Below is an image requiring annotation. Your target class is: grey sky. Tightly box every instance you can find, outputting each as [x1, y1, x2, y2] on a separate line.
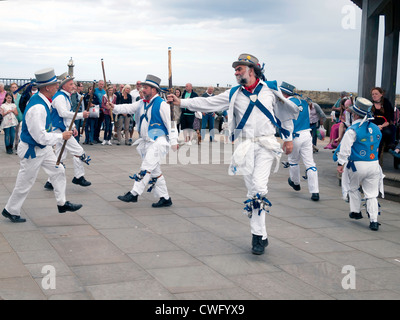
[0, 0, 397, 93]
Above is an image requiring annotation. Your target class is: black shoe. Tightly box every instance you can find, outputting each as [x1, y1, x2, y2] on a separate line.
[72, 176, 92, 187]
[369, 221, 381, 231]
[349, 212, 363, 220]
[152, 197, 172, 208]
[44, 181, 54, 190]
[251, 234, 268, 255]
[288, 177, 301, 191]
[2, 208, 26, 223]
[118, 192, 138, 203]
[57, 201, 82, 213]
[311, 193, 319, 201]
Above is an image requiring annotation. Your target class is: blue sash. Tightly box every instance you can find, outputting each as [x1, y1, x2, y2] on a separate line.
[20, 93, 52, 159]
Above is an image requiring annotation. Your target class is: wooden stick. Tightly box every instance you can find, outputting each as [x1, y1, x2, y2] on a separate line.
[56, 96, 84, 166]
[101, 58, 114, 123]
[168, 47, 175, 121]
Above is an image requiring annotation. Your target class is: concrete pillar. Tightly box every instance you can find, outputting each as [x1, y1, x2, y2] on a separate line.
[381, 1, 399, 108]
[381, 28, 399, 107]
[357, 0, 380, 98]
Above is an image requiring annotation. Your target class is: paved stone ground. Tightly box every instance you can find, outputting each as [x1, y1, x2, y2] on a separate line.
[0, 131, 399, 300]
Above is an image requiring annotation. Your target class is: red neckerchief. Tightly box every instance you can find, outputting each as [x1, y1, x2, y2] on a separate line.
[243, 78, 260, 93]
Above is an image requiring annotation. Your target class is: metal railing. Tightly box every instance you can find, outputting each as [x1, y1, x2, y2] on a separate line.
[0, 78, 32, 87]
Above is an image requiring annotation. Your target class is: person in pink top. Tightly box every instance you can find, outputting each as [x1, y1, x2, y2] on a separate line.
[101, 85, 117, 145]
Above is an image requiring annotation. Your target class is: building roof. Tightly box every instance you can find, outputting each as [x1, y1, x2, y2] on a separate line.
[351, 0, 362, 9]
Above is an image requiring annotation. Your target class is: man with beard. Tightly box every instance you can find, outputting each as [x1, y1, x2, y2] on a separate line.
[108, 75, 178, 207]
[168, 53, 299, 255]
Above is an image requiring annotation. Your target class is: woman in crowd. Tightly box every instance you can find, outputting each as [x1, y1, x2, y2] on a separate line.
[308, 98, 327, 152]
[83, 86, 100, 145]
[0, 93, 19, 154]
[335, 97, 353, 145]
[116, 84, 132, 145]
[370, 87, 396, 160]
[10, 83, 22, 152]
[174, 88, 182, 134]
[101, 85, 117, 145]
[325, 97, 348, 150]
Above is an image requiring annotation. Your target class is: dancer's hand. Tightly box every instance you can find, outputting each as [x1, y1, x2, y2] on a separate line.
[282, 141, 293, 155]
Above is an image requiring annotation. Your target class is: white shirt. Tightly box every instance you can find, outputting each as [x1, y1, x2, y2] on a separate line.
[52, 89, 84, 130]
[130, 89, 140, 102]
[23, 92, 63, 149]
[180, 83, 296, 141]
[337, 119, 360, 166]
[113, 94, 173, 142]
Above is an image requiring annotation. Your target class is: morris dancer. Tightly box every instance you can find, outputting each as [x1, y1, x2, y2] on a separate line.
[335, 97, 384, 231]
[109, 75, 178, 207]
[168, 54, 299, 255]
[2, 68, 82, 223]
[280, 82, 320, 201]
[44, 73, 91, 190]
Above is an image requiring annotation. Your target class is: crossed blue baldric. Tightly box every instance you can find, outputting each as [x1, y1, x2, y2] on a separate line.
[228, 81, 290, 141]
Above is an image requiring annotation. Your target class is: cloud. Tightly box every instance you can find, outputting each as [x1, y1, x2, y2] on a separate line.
[1, 0, 396, 93]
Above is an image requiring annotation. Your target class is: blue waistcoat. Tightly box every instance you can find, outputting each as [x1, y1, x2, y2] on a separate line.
[20, 93, 52, 159]
[289, 96, 310, 136]
[140, 96, 169, 140]
[349, 121, 381, 162]
[51, 90, 71, 131]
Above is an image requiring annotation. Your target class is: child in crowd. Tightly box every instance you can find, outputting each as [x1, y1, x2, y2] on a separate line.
[0, 93, 19, 154]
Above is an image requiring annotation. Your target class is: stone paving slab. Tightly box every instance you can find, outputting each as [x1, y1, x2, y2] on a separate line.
[0, 133, 399, 300]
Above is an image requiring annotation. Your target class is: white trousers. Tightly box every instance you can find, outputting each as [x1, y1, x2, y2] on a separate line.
[347, 161, 381, 222]
[131, 138, 170, 199]
[52, 129, 85, 179]
[6, 144, 67, 216]
[288, 131, 319, 193]
[243, 143, 275, 240]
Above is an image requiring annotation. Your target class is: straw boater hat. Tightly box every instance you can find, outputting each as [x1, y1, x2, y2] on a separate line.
[142, 74, 162, 92]
[34, 68, 60, 88]
[279, 81, 296, 96]
[349, 97, 373, 117]
[232, 53, 262, 72]
[58, 72, 75, 88]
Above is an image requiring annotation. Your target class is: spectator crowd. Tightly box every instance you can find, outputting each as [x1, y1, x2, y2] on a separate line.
[1, 80, 399, 168]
